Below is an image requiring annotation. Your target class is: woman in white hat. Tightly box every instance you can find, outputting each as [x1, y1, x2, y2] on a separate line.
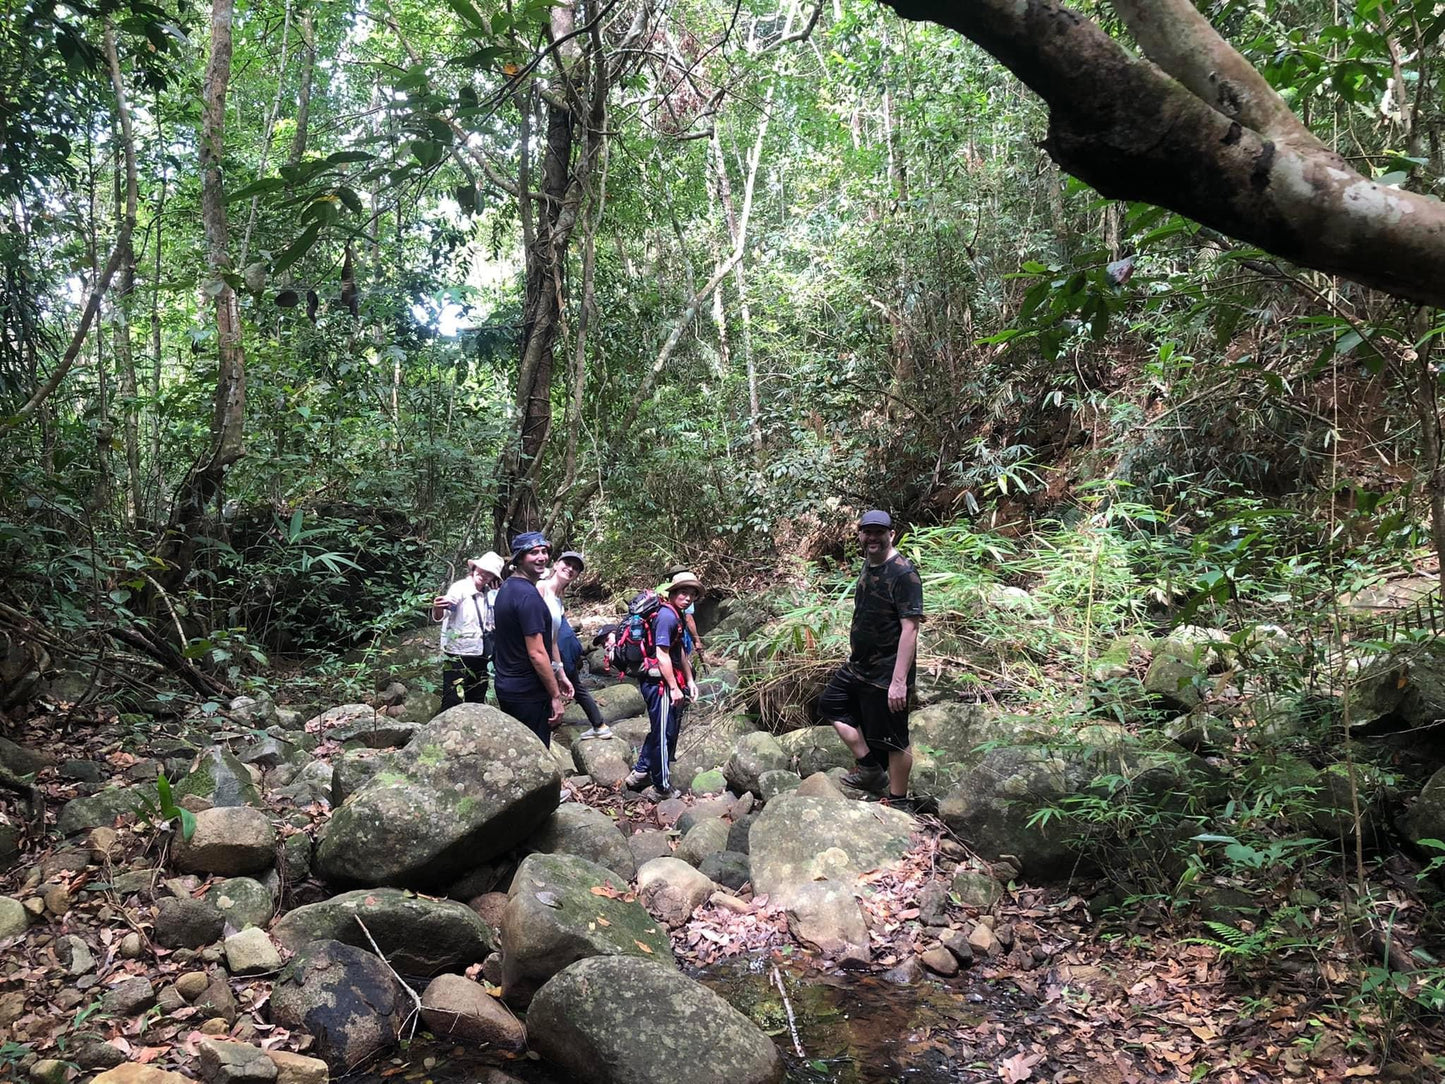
[432, 552, 504, 709]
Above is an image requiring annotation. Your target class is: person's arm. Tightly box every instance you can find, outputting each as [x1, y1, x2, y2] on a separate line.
[525, 632, 567, 724]
[888, 617, 920, 713]
[656, 652, 685, 705]
[684, 611, 704, 662]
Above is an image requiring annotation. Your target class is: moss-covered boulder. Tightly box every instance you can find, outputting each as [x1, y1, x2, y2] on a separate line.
[775, 726, 852, 778]
[175, 747, 262, 808]
[314, 704, 560, 889]
[748, 796, 915, 908]
[526, 803, 636, 879]
[723, 732, 788, 795]
[272, 888, 493, 975]
[499, 852, 672, 1007]
[527, 956, 783, 1084]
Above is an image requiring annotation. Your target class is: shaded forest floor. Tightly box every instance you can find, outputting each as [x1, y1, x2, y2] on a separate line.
[2, 699, 1444, 1084]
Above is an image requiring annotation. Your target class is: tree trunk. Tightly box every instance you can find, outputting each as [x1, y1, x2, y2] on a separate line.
[163, 0, 246, 581]
[494, 0, 606, 544]
[105, 22, 142, 527]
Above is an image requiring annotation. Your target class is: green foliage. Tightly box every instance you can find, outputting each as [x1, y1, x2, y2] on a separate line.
[135, 770, 196, 840]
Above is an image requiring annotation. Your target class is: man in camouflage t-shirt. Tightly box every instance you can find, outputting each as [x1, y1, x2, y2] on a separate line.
[819, 509, 924, 810]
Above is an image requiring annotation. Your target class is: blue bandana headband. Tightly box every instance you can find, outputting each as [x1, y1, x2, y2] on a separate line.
[510, 531, 549, 558]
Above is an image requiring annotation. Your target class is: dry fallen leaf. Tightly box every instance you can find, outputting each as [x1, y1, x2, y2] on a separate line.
[634, 941, 654, 954]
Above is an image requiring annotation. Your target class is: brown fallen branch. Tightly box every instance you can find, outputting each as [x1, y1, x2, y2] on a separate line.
[104, 625, 233, 699]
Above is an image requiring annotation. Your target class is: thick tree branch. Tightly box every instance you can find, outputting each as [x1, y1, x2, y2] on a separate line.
[881, 0, 1445, 306]
[1110, 0, 1321, 149]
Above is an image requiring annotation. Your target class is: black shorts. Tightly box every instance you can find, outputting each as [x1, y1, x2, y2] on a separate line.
[817, 666, 910, 753]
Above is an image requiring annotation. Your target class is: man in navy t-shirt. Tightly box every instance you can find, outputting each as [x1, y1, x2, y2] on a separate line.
[492, 531, 572, 745]
[625, 571, 702, 796]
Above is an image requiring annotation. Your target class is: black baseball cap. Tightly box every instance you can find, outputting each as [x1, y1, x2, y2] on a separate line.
[558, 550, 586, 571]
[859, 509, 892, 529]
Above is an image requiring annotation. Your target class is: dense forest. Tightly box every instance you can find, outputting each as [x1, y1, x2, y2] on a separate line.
[5, 0, 1445, 1080]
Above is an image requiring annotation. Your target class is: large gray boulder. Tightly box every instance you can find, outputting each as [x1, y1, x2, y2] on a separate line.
[748, 796, 915, 908]
[570, 736, 631, 789]
[499, 852, 672, 1007]
[1143, 653, 1204, 711]
[176, 747, 262, 807]
[785, 882, 869, 965]
[527, 957, 783, 1084]
[937, 746, 1079, 879]
[563, 683, 645, 725]
[723, 732, 788, 795]
[172, 806, 277, 876]
[1402, 766, 1445, 849]
[272, 888, 492, 975]
[56, 787, 145, 837]
[1348, 642, 1445, 729]
[775, 726, 852, 778]
[673, 712, 758, 788]
[527, 803, 637, 879]
[331, 749, 396, 808]
[269, 940, 402, 1071]
[314, 704, 560, 889]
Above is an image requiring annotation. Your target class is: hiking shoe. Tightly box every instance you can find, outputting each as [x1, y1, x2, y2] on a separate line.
[841, 764, 888, 792]
[579, 725, 614, 740]
[624, 769, 649, 790]
[645, 784, 682, 801]
[881, 793, 932, 816]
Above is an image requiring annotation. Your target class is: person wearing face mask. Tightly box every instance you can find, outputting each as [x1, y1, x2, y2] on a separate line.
[538, 550, 612, 741]
[431, 552, 504, 710]
[492, 532, 572, 745]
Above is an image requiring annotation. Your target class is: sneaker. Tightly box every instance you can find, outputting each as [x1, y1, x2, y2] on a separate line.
[841, 764, 888, 792]
[579, 725, 614, 741]
[624, 769, 649, 790]
[645, 784, 682, 801]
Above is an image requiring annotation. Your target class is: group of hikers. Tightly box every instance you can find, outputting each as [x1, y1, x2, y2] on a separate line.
[431, 509, 925, 809]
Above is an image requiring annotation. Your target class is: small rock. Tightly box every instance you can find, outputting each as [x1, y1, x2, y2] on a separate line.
[920, 946, 959, 976]
[194, 975, 239, 1024]
[263, 1050, 329, 1084]
[481, 952, 503, 986]
[119, 931, 144, 958]
[43, 884, 72, 916]
[198, 1038, 278, 1084]
[59, 758, 106, 783]
[225, 928, 283, 975]
[917, 881, 950, 927]
[23, 897, 46, 918]
[69, 1032, 128, 1070]
[102, 977, 156, 1016]
[0, 989, 27, 1027]
[154, 896, 225, 949]
[882, 957, 925, 984]
[87, 827, 121, 863]
[28, 1059, 69, 1084]
[419, 974, 525, 1050]
[951, 869, 1003, 910]
[967, 923, 998, 956]
[176, 971, 212, 1001]
[156, 985, 187, 1014]
[57, 934, 95, 975]
[940, 929, 974, 967]
[0, 895, 29, 937]
[91, 1069, 192, 1084]
[199, 1018, 232, 1035]
[994, 922, 1015, 948]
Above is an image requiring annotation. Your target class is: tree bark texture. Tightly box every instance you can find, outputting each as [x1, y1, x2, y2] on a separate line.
[199, 0, 246, 482]
[881, 0, 1445, 306]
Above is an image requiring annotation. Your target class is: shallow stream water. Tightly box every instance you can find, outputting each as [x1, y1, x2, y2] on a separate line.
[352, 957, 1014, 1084]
